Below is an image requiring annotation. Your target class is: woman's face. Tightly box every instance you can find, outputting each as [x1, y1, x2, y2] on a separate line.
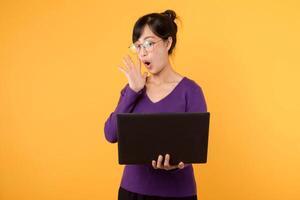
[134, 25, 172, 75]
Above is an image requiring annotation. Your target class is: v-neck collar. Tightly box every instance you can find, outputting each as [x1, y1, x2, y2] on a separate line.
[145, 76, 186, 104]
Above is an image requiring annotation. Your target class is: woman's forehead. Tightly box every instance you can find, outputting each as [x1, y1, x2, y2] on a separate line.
[137, 25, 159, 42]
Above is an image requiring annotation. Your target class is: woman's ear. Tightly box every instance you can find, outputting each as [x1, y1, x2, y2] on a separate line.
[166, 36, 173, 51]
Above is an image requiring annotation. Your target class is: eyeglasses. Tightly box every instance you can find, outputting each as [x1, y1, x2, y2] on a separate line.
[128, 39, 163, 54]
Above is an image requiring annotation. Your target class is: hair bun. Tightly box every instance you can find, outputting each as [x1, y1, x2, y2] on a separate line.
[161, 9, 176, 21]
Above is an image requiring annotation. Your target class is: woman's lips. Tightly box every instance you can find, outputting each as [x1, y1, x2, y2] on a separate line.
[144, 62, 152, 69]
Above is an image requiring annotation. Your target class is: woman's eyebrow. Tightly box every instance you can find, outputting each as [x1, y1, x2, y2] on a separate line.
[136, 36, 155, 43]
[144, 36, 155, 40]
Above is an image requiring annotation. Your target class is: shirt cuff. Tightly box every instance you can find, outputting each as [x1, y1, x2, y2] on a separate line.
[126, 85, 145, 97]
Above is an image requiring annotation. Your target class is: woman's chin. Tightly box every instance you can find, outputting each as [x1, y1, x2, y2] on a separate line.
[145, 64, 152, 70]
[146, 67, 154, 72]
[145, 65, 160, 74]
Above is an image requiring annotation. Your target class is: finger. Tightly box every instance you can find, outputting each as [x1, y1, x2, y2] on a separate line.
[126, 54, 135, 66]
[118, 66, 128, 75]
[118, 66, 129, 78]
[178, 162, 185, 169]
[125, 55, 135, 69]
[152, 160, 157, 169]
[168, 165, 178, 170]
[122, 56, 131, 70]
[157, 155, 163, 169]
[137, 56, 141, 69]
[164, 154, 170, 169]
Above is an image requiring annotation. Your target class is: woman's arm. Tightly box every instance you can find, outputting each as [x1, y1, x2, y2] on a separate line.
[104, 84, 144, 143]
[105, 54, 147, 143]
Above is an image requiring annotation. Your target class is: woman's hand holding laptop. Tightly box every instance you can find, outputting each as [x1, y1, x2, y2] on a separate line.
[152, 154, 185, 170]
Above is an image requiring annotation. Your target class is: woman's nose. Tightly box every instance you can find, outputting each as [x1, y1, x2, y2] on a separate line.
[139, 47, 148, 56]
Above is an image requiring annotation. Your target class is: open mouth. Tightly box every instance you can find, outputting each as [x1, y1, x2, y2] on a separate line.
[144, 61, 151, 66]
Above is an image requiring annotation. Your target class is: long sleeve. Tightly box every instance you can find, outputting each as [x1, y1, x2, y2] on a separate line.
[171, 82, 207, 171]
[104, 84, 144, 143]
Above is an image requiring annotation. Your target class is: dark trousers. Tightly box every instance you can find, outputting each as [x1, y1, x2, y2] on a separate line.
[118, 187, 198, 200]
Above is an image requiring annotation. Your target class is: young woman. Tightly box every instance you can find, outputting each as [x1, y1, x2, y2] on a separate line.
[104, 9, 207, 200]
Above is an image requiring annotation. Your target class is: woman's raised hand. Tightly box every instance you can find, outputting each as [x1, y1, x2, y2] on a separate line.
[118, 55, 148, 93]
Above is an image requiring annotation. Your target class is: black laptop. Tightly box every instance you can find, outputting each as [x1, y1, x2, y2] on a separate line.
[116, 112, 210, 165]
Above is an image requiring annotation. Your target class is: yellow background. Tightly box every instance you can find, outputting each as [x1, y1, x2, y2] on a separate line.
[1, 1, 299, 200]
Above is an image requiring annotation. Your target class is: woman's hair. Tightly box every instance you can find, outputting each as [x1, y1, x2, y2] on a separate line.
[132, 9, 178, 55]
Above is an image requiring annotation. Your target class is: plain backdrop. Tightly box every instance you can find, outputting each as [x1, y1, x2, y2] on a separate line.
[1, 1, 299, 200]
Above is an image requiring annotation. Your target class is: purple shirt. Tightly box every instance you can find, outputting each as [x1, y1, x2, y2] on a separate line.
[104, 76, 208, 197]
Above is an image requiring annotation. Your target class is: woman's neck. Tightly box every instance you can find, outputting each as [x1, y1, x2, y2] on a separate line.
[148, 61, 182, 85]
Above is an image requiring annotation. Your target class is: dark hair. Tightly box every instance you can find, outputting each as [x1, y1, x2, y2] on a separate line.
[132, 9, 178, 55]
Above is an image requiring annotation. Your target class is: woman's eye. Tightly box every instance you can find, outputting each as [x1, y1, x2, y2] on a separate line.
[135, 44, 141, 50]
[145, 41, 153, 47]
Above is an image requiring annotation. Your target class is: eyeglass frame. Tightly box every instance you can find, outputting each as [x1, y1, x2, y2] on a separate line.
[128, 39, 164, 54]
